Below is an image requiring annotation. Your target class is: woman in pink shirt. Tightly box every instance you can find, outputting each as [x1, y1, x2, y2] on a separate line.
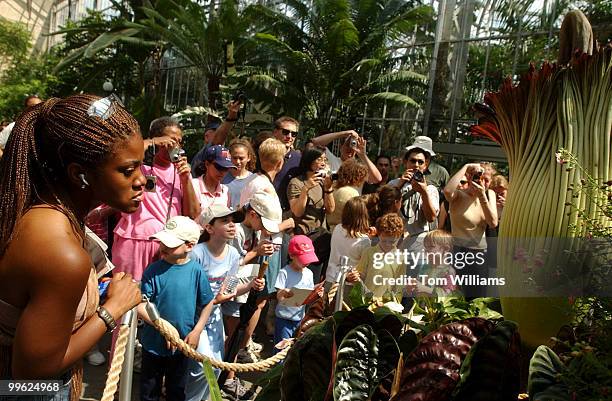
[112, 117, 201, 281]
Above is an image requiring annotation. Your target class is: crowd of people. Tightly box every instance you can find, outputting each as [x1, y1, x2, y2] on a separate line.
[0, 94, 509, 401]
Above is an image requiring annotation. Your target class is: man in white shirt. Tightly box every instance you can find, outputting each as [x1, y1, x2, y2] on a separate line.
[388, 136, 439, 240]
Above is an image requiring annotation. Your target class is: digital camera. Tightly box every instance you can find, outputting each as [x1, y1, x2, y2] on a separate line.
[168, 147, 185, 163]
[472, 171, 483, 181]
[144, 175, 157, 192]
[412, 170, 424, 182]
[316, 169, 327, 178]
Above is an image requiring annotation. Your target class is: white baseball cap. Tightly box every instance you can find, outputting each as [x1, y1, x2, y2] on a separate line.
[247, 191, 282, 233]
[197, 204, 245, 227]
[405, 136, 436, 157]
[150, 216, 201, 247]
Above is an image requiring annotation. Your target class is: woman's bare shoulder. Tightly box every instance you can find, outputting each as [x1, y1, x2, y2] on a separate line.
[0, 207, 91, 307]
[7, 208, 91, 277]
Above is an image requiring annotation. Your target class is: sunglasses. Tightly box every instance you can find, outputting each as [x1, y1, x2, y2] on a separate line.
[58, 94, 124, 168]
[460, 180, 468, 185]
[280, 128, 298, 138]
[409, 158, 426, 165]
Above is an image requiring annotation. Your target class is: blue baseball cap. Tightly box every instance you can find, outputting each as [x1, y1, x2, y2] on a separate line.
[204, 145, 236, 169]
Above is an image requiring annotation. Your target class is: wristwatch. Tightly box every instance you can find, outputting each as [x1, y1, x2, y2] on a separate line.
[96, 306, 117, 332]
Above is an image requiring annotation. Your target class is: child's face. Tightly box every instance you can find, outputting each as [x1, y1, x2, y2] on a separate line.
[245, 209, 265, 232]
[207, 216, 236, 240]
[231, 146, 250, 172]
[159, 242, 193, 264]
[378, 233, 400, 252]
[424, 244, 451, 264]
[290, 258, 307, 270]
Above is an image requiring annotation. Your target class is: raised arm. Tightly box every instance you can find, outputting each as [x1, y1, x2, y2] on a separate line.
[444, 163, 479, 202]
[211, 100, 242, 146]
[355, 136, 382, 184]
[176, 156, 201, 219]
[311, 129, 357, 148]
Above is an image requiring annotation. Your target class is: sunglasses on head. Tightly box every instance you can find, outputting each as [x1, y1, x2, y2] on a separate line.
[409, 158, 426, 165]
[280, 128, 298, 138]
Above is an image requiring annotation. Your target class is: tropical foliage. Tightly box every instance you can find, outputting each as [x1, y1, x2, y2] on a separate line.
[231, 0, 433, 133]
[0, 18, 59, 120]
[255, 299, 519, 401]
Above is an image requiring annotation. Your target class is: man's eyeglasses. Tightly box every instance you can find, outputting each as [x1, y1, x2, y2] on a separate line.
[409, 158, 426, 165]
[280, 128, 298, 138]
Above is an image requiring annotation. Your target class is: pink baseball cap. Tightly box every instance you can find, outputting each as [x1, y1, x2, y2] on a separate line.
[288, 235, 319, 266]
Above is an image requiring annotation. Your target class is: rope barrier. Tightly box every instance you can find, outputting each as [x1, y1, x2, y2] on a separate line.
[153, 317, 291, 372]
[101, 323, 130, 401]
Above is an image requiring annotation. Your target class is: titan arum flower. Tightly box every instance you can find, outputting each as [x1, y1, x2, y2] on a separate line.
[470, 10, 611, 346]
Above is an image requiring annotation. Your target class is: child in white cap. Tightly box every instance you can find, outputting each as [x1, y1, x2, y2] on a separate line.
[184, 205, 265, 401]
[137, 216, 215, 401]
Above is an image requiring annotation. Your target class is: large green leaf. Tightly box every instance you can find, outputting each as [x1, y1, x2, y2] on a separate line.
[201, 360, 223, 401]
[83, 28, 140, 57]
[333, 324, 399, 401]
[527, 346, 570, 401]
[254, 363, 283, 401]
[451, 320, 521, 401]
[396, 330, 419, 356]
[347, 282, 367, 308]
[368, 91, 420, 107]
[280, 318, 336, 401]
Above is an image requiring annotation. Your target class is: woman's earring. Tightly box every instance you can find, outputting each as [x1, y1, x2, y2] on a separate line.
[78, 173, 90, 189]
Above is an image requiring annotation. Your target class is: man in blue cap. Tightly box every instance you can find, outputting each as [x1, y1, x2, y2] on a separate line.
[192, 145, 236, 211]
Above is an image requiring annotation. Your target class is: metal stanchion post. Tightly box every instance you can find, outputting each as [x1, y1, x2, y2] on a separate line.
[119, 309, 137, 401]
[334, 256, 351, 312]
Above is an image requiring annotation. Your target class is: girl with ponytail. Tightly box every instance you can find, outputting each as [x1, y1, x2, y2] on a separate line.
[0, 94, 142, 398]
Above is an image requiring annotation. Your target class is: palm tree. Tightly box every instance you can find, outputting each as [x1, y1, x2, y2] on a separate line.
[232, 0, 433, 133]
[54, 0, 248, 115]
[125, 0, 249, 110]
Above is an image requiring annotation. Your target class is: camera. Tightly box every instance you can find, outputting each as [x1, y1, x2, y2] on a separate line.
[316, 169, 327, 179]
[233, 90, 247, 103]
[168, 147, 185, 163]
[144, 175, 157, 192]
[472, 171, 483, 181]
[331, 173, 339, 181]
[412, 170, 424, 182]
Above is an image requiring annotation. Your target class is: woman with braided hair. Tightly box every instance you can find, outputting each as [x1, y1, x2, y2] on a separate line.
[0, 94, 142, 399]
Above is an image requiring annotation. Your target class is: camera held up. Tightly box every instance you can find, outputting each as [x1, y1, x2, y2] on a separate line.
[168, 147, 186, 163]
[412, 170, 424, 183]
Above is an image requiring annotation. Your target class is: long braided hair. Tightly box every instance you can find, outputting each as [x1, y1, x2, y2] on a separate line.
[0, 94, 141, 257]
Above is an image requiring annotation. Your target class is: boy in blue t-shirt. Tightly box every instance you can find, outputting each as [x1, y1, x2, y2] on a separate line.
[137, 216, 214, 401]
[274, 235, 322, 349]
